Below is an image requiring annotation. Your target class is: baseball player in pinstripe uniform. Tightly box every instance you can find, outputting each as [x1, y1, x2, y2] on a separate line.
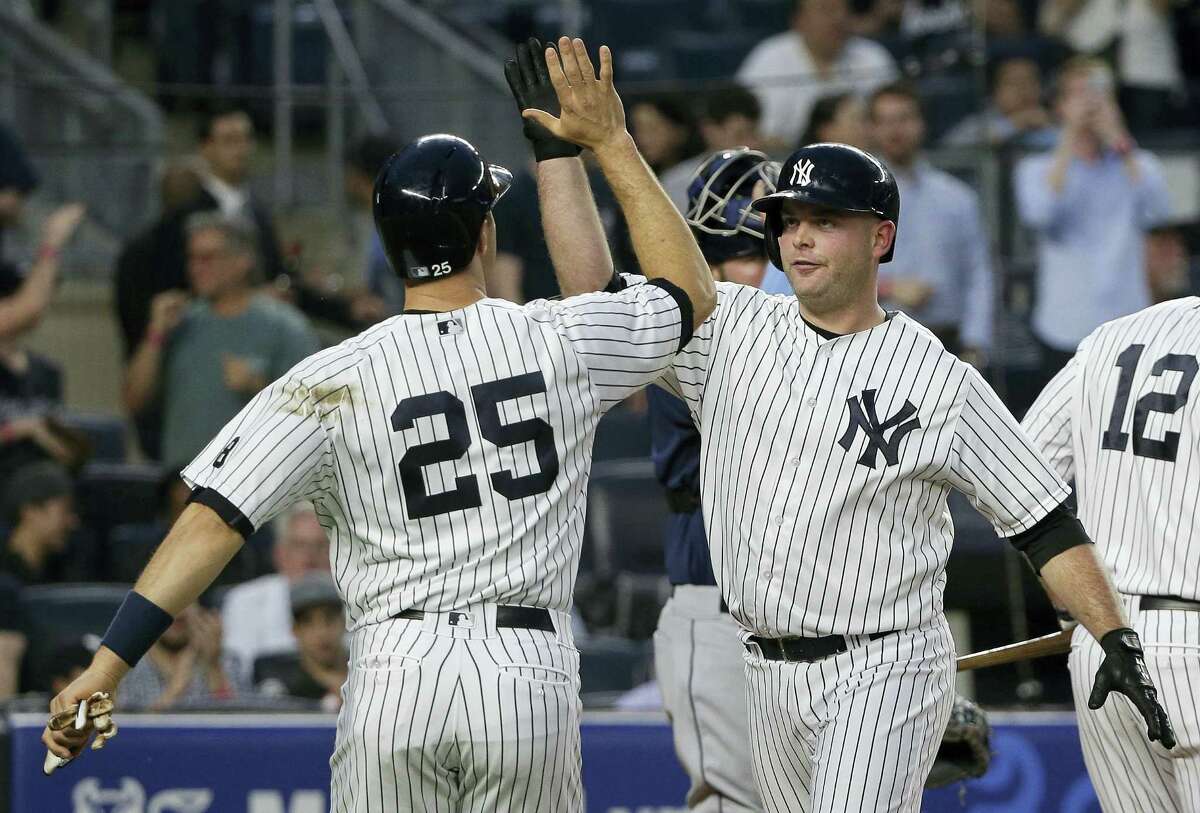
[649, 148, 776, 813]
[1023, 297, 1200, 812]
[43, 40, 718, 813]
[522, 93, 1177, 805]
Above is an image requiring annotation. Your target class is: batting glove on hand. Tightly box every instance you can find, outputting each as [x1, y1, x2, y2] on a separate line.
[505, 37, 583, 162]
[1088, 628, 1176, 749]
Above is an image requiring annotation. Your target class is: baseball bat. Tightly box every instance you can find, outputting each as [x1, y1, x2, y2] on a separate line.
[956, 629, 1074, 672]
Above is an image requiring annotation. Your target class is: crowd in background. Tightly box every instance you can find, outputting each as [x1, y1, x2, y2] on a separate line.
[0, 0, 1197, 712]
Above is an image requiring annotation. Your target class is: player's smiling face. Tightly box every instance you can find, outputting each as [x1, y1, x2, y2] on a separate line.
[776, 200, 888, 312]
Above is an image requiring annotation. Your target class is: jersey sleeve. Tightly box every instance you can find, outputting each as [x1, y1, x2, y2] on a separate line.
[947, 366, 1071, 537]
[1020, 352, 1081, 482]
[538, 276, 693, 410]
[180, 372, 334, 536]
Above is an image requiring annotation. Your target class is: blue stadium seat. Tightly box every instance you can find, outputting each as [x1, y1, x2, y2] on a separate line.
[587, 0, 696, 49]
[665, 31, 759, 81]
[76, 462, 163, 535]
[105, 522, 164, 584]
[58, 412, 127, 462]
[18, 583, 130, 691]
[578, 635, 653, 706]
[585, 460, 670, 636]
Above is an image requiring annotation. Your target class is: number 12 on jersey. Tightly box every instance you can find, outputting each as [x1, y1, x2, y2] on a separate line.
[390, 371, 560, 519]
[1101, 344, 1198, 462]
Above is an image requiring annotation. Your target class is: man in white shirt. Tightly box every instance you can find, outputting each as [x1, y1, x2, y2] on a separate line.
[221, 501, 329, 679]
[737, 0, 898, 149]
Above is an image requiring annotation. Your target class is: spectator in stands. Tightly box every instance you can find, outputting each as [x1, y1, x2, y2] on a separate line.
[1039, 0, 1184, 132]
[0, 123, 38, 261]
[1015, 57, 1172, 387]
[345, 135, 401, 318]
[628, 93, 704, 178]
[941, 56, 1057, 149]
[222, 502, 329, 680]
[122, 212, 319, 469]
[0, 573, 25, 701]
[253, 572, 347, 710]
[0, 462, 76, 586]
[119, 602, 243, 710]
[737, 0, 898, 150]
[800, 92, 870, 147]
[184, 106, 370, 329]
[661, 84, 764, 211]
[1145, 219, 1199, 303]
[0, 204, 91, 486]
[868, 82, 994, 361]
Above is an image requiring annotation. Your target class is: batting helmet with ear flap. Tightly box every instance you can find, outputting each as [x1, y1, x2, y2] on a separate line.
[751, 142, 899, 267]
[373, 134, 512, 281]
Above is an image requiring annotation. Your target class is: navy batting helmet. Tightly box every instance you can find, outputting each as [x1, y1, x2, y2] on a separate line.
[750, 142, 899, 267]
[373, 134, 513, 281]
[685, 148, 779, 265]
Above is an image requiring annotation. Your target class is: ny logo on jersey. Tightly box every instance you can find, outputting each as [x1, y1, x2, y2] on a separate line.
[837, 390, 920, 469]
[791, 158, 815, 187]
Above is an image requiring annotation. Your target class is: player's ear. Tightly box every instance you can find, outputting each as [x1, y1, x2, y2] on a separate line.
[477, 213, 497, 262]
[872, 220, 896, 262]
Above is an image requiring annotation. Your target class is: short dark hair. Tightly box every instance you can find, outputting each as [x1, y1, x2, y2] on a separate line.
[700, 84, 761, 125]
[345, 134, 398, 180]
[986, 54, 1040, 94]
[801, 92, 853, 146]
[868, 81, 923, 118]
[196, 104, 252, 143]
[2, 461, 73, 525]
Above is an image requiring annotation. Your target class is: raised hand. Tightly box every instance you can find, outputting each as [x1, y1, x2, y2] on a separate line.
[520, 37, 626, 155]
[504, 37, 582, 162]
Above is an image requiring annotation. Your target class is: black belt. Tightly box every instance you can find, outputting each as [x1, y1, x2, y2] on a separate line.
[393, 606, 555, 632]
[748, 631, 893, 663]
[664, 487, 702, 514]
[1140, 595, 1200, 612]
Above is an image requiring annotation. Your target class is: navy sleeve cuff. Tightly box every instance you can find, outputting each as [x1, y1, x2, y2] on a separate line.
[646, 278, 695, 352]
[188, 487, 255, 540]
[1008, 501, 1092, 572]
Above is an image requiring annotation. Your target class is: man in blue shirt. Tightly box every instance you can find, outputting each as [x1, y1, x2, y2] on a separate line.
[652, 148, 776, 813]
[1015, 57, 1173, 391]
[868, 82, 995, 364]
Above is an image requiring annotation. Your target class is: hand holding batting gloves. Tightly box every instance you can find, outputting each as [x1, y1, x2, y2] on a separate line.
[517, 37, 627, 157]
[1088, 628, 1176, 748]
[505, 38, 582, 162]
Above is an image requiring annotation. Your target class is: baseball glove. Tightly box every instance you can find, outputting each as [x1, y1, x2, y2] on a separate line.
[925, 695, 991, 788]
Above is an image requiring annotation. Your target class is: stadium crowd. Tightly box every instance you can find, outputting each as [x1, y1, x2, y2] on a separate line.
[0, 0, 1197, 713]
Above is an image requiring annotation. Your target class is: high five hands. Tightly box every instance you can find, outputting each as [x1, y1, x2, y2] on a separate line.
[515, 37, 627, 156]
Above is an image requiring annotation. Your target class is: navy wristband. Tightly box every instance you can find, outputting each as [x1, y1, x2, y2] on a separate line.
[101, 591, 174, 668]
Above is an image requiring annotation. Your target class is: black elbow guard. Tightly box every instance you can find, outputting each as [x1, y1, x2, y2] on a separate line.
[1007, 502, 1092, 572]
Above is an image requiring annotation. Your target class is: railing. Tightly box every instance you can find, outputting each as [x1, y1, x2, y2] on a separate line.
[0, 5, 164, 247]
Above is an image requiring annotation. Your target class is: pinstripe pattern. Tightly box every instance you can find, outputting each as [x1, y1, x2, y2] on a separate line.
[1024, 298, 1200, 811]
[632, 278, 1068, 806]
[330, 608, 582, 813]
[180, 282, 686, 811]
[743, 620, 955, 812]
[1070, 596, 1200, 812]
[658, 281, 1069, 638]
[1023, 297, 1200, 600]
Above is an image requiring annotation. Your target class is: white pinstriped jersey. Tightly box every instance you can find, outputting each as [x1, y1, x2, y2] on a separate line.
[181, 282, 689, 630]
[657, 280, 1069, 638]
[1022, 296, 1200, 602]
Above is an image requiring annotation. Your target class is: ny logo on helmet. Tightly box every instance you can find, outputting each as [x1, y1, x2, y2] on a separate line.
[791, 159, 815, 187]
[837, 389, 920, 469]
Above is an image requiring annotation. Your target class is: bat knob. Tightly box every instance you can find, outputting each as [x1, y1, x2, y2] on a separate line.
[43, 750, 71, 776]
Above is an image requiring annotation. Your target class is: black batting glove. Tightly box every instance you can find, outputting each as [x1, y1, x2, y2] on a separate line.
[1088, 628, 1176, 749]
[504, 37, 583, 162]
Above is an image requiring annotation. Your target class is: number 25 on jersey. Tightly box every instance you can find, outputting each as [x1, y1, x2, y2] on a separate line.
[390, 371, 560, 519]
